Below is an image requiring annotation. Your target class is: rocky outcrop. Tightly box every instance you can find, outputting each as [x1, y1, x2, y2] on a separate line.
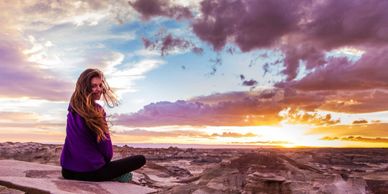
[0, 160, 156, 194]
[162, 152, 375, 194]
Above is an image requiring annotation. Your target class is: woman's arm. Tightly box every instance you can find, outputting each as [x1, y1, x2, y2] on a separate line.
[96, 106, 113, 162]
[97, 132, 113, 162]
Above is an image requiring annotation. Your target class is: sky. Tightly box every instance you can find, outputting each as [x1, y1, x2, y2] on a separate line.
[1, 0, 388, 148]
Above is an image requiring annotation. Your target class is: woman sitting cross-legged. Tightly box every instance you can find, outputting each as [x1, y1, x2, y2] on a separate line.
[60, 68, 145, 182]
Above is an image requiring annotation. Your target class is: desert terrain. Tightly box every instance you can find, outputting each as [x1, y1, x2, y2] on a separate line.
[0, 142, 387, 193]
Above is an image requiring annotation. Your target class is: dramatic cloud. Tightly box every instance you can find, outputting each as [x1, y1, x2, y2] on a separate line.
[281, 44, 326, 81]
[320, 90, 388, 113]
[280, 108, 340, 126]
[114, 86, 388, 127]
[304, 0, 388, 49]
[277, 48, 388, 91]
[113, 93, 283, 127]
[129, 0, 193, 20]
[192, 0, 303, 51]
[133, 0, 388, 88]
[113, 89, 332, 127]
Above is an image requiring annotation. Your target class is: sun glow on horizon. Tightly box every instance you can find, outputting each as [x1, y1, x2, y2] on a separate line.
[108, 123, 349, 147]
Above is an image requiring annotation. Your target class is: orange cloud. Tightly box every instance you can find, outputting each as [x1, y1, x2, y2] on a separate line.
[280, 108, 340, 126]
[0, 112, 39, 122]
[320, 90, 388, 113]
[114, 88, 388, 127]
[321, 136, 388, 143]
[352, 119, 368, 124]
[307, 123, 388, 137]
[211, 132, 256, 138]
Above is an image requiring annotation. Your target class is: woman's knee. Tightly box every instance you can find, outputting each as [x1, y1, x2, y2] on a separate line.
[137, 155, 146, 166]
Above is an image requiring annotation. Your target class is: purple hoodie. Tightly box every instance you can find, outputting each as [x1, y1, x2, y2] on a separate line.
[60, 105, 113, 172]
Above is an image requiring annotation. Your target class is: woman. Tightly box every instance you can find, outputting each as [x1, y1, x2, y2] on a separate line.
[60, 68, 146, 182]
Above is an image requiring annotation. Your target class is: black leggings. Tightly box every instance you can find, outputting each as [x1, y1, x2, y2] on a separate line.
[62, 155, 146, 182]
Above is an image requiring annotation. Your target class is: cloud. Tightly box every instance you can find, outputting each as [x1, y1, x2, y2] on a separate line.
[307, 123, 388, 137]
[319, 89, 388, 113]
[232, 140, 291, 145]
[0, 38, 73, 101]
[321, 136, 388, 144]
[352, 119, 368, 125]
[211, 132, 256, 138]
[192, 0, 303, 51]
[279, 0, 388, 81]
[113, 86, 388, 127]
[142, 33, 202, 56]
[304, 0, 388, 49]
[113, 89, 331, 127]
[112, 128, 256, 139]
[280, 44, 326, 81]
[129, 0, 193, 20]
[277, 48, 388, 91]
[0, 122, 65, 129]
[0, 1, 141, 101]
[113, 94, 283, 127]
[280, 108, 340, 126]
[0, 0, 138, 30]
[106, 58, 165, 96]
[131, 0, 388, 89]
[0, 112, 39, 122]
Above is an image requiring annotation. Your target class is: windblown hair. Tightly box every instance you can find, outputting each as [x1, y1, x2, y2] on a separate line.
[70, 68, 118, 142]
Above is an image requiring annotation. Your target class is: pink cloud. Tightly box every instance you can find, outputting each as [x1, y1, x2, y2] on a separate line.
[0, 38, 72, 101]
[0, 111, 38, 121]
[113, 92, 284, 127]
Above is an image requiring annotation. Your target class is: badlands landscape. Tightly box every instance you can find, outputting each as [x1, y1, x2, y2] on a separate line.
[0, 142, 387, 193]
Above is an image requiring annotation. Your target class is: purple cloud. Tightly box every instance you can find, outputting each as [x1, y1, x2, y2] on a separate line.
[113, 92, 284, 127]
[0, 39, 72, 101]
[142, 33, 202, 56]
[192, 0, 303, 51]
[277, 47, 388, 91]
[129, 0, 193, 20]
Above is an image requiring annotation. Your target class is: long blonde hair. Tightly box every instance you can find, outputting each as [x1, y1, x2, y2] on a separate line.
[70, 68, 118, 142]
